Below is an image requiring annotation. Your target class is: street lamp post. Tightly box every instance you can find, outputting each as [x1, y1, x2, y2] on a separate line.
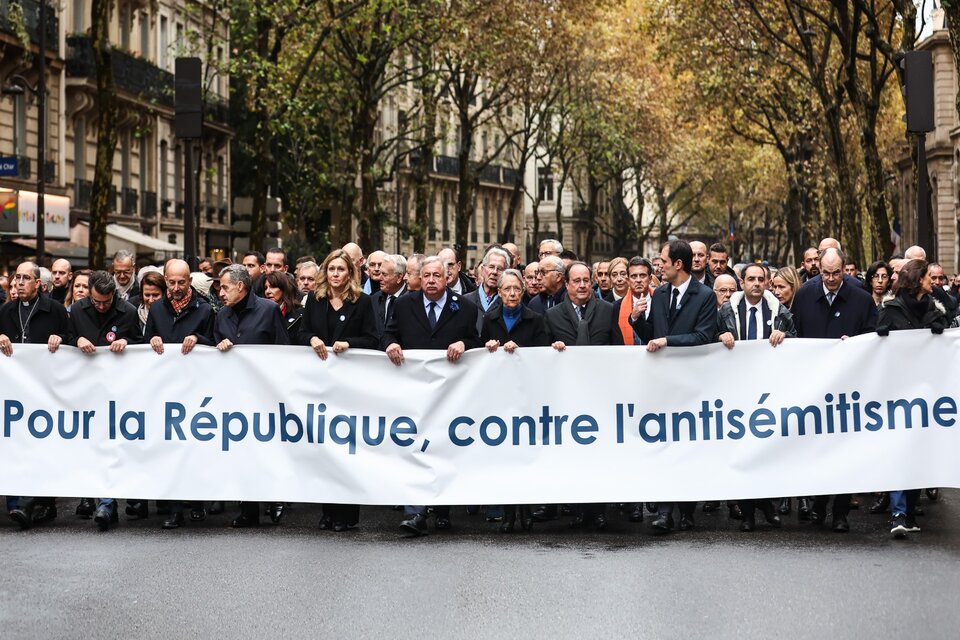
[2, 0, 47, 266]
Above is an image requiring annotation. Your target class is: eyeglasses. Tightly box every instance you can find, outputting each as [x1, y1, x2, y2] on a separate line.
[11, 274, 35, 282]
[538, 251, 558, 258]
[114, 269, 134, 276]
[871, 274, 890, 281]
[715, 288, 737, 294]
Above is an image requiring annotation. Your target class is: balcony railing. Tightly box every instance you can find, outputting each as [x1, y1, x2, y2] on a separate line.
[142, 191, 157, 218]
[66, 35, 174, 108]
[204, 96, 230, 125]
[121, 187, 138, 216]
[74, 179, 92, 210]
[477, 163, 501, 184]
[436, 155, 460, 176]
[0, 0, 59, 53]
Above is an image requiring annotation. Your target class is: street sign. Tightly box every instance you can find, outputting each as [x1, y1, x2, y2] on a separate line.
[0, 156, 18, 177]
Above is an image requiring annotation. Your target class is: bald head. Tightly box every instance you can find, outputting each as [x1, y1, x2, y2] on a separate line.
[820, 248, 844, 292]
[818, 238, 842, 252]
[690, 241, 708, 277]
[713, 274, 737, 308]
[164, 259, 192, 301]
[438, 247, 461, 285]
[502, 243, 520, 267]
[342, 243, 364, 267]
[904, 245, 926, 261]
[164, 259, 190, 279]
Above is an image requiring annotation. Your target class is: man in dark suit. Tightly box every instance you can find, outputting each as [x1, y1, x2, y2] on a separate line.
[369, 254, 407, 341]
[527, 256, 567, 314]
[383, 255, 482, 536]
[463, 247, 509, 333]
[689, 241, 714, 289]
[542, 261, 621, 530]
[638, 240, 719, 535]
[790, 247, 876, 533]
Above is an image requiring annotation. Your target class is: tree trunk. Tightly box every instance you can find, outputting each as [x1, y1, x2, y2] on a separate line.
[250, 15, 273, 252]
[454, 74, 476, 259]
[89, 0, 116, 269]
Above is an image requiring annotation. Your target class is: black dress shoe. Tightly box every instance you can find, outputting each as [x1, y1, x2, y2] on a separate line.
[231, 514, 259, 528]
[76, 498, 95, 519]
[777, 498, 792, 515]
[333, 522, 350, 532]
[740, 517, 756, 532]
[926, 488, 940, 501]
[162, 512, 184, 529]
[318, 515, 333, 530]
[849, 496, 861, 510]
[400, 513, 428, 536]
[32, 505, 57, 524]
[869, 493, 890, 514]
[593, 514, 607, 531]
[499, 519, 515, 533]
[559, 504, 573, 516]
[628, 506, 643, 523]
[435, 516, 452, 530]
[678, 514, 695, 531]
[190, 507, 206, 522]
[651, 515, 674, 534]
[765, 513, 782, 528]
[125, 501, 149, 520]
[94, 505, 117, 531]
[208, 501, 224, 515]
[530, 506, 558, 522]
[728, 504, 743, 520]
[519, 506, 533, 531]
[645, 503, 658, 514]
[809, 511, 824, 525]
[797, 498, 811, 520]
[702, 501, 719, 513]
[832, 515, 850, 532]
[9, 508, 32, 530]
[568, 513, 585, 529]
[269, 503, 285, 524]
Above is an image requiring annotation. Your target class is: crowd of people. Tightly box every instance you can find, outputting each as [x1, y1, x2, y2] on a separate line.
[0, 236, 950, 539]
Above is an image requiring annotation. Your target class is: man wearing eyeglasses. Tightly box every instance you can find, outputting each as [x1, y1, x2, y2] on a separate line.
[0, 261, 72, 530]
[111, 250, 139, 302]
[925, 262, 958, 323]
[522, 261, 542, 303]
[68, 270, 142, 531]
[537, 238, 562, 261]
[527, 256, 567, 315]
[437, 247, 476, 295]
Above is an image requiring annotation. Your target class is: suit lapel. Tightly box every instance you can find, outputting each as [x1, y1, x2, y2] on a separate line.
[433, 293, 458, 335]
[762, 301, 773, 338]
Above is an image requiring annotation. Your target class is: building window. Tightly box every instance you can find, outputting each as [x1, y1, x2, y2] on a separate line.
[173, 145, 182, 203]
[217, 156, 224, 207]
[121, 131, 131, 192]
[74, 117, 86, 180]
[441, 190, 449, 241]
[204, 153, 213, 208]
[73, 0, 85, 33]
[119, 5, 131, 50]
[176, 23, 184, 55]
[140, 12, 149, 58]
[139, 133, 150, 192]
[168, 233, 177, 245]
[216, 47, 224, 96]
[13, 94, 27, 156]
[538, 167, 554, 202]
[159, 140, 168, 202]
[159, 16, 169, 69]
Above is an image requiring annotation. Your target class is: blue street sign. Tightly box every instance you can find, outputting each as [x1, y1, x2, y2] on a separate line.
[0, 156, 18, 177]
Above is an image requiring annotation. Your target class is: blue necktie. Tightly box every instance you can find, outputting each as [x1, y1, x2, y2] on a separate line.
[428, 302, 438, 329]
[747, 307, 758, 340]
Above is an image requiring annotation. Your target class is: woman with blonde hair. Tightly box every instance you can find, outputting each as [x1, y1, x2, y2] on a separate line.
[299, 248, 379, 532]
[771, 266, 801, 310]
[607, 257, 630, 301]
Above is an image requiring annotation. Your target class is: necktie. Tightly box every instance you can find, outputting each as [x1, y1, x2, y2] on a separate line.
[385, 295, 394, 321]
[428, 301, 438, 329]
[827, 292, 836, 306]
[575, 305, 584, 321]
[669, 288, 680, 321]
[747, 307, 758, 340]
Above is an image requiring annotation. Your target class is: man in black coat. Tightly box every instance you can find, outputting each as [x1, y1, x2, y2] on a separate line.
[0, 261, 71, 530]
[369, 254, 407, 341]
[383, 255, 481, 537]
[69, 270, 142, 531]
[638, 240, 719, 535]
[790, 247, 876, 533]
[527, 256, 568, 314]
[146, 259, 215, 357]
[463, 247, 509, 333]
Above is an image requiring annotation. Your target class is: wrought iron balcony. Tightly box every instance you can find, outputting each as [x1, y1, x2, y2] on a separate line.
[66, 35, 174, 108]
[0, 0, 59, 53]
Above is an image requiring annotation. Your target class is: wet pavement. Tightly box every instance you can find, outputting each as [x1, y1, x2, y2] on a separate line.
[1, 493, 958, 638]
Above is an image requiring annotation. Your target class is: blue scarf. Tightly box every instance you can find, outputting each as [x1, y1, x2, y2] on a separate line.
[503, 304, 522, 333]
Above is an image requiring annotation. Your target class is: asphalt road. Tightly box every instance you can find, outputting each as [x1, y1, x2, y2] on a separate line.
[1, 493, 958, 639]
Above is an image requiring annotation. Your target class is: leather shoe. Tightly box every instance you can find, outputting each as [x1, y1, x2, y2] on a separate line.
[9, 508, 32, 530]
[231, 514, 259, 528]
[869, 493, 890, 514]
[435, 516, 452, 530]
[777, 498, 791, 515]
[269, 503, 285, 524]
[678, 514, 695, 531]
[651, 515, 674, 534]
[125, 501, 149, 520]
[728, 504, 743, 520]
[190, 507, 206, 522]
[33, 505, 57, 524]
[832, 515, 850, 533]
[75, 498, 95, 519]
[333, 521, 350, 532]
[531, 506, 558, 522]
[926, 488, 940, 501]
[400, 513, 428, 536]
[94, 505, 117, 531]
[593, 514, 607, 531]
[499, 519, 515, 533]
[162, 512, 184, 529]
[208, 501, 224, 515]
[740, 517, 756, 532]
[765, 513, 782, 528]
[702, 501, 719, 513]
[645, 503, 658, 514]
[519, 506, 533, 531]
[848, 496, 861, 510]
[318, 515, 333, 530]
[809, 511, 824, 525]
[797, 498, 811, 520]
[628, 505, 643, 523]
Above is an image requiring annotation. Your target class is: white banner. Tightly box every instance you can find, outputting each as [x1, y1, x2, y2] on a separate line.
[1, 330, 959, 503]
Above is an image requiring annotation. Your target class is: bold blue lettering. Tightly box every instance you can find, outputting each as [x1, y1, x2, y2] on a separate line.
[28, 410, 53, 438]
[329, 415, 357, 454]
[933, 396, 957, 427]
[165, 402, 186, 440]
[570, 415, 598, 445]
[391, 417, 417, 447]
[449, 416, 474, 446]
[480, 417, 507, 446]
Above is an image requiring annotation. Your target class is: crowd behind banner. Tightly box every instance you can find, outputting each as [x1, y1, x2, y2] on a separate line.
[0, 236, 952, 540]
